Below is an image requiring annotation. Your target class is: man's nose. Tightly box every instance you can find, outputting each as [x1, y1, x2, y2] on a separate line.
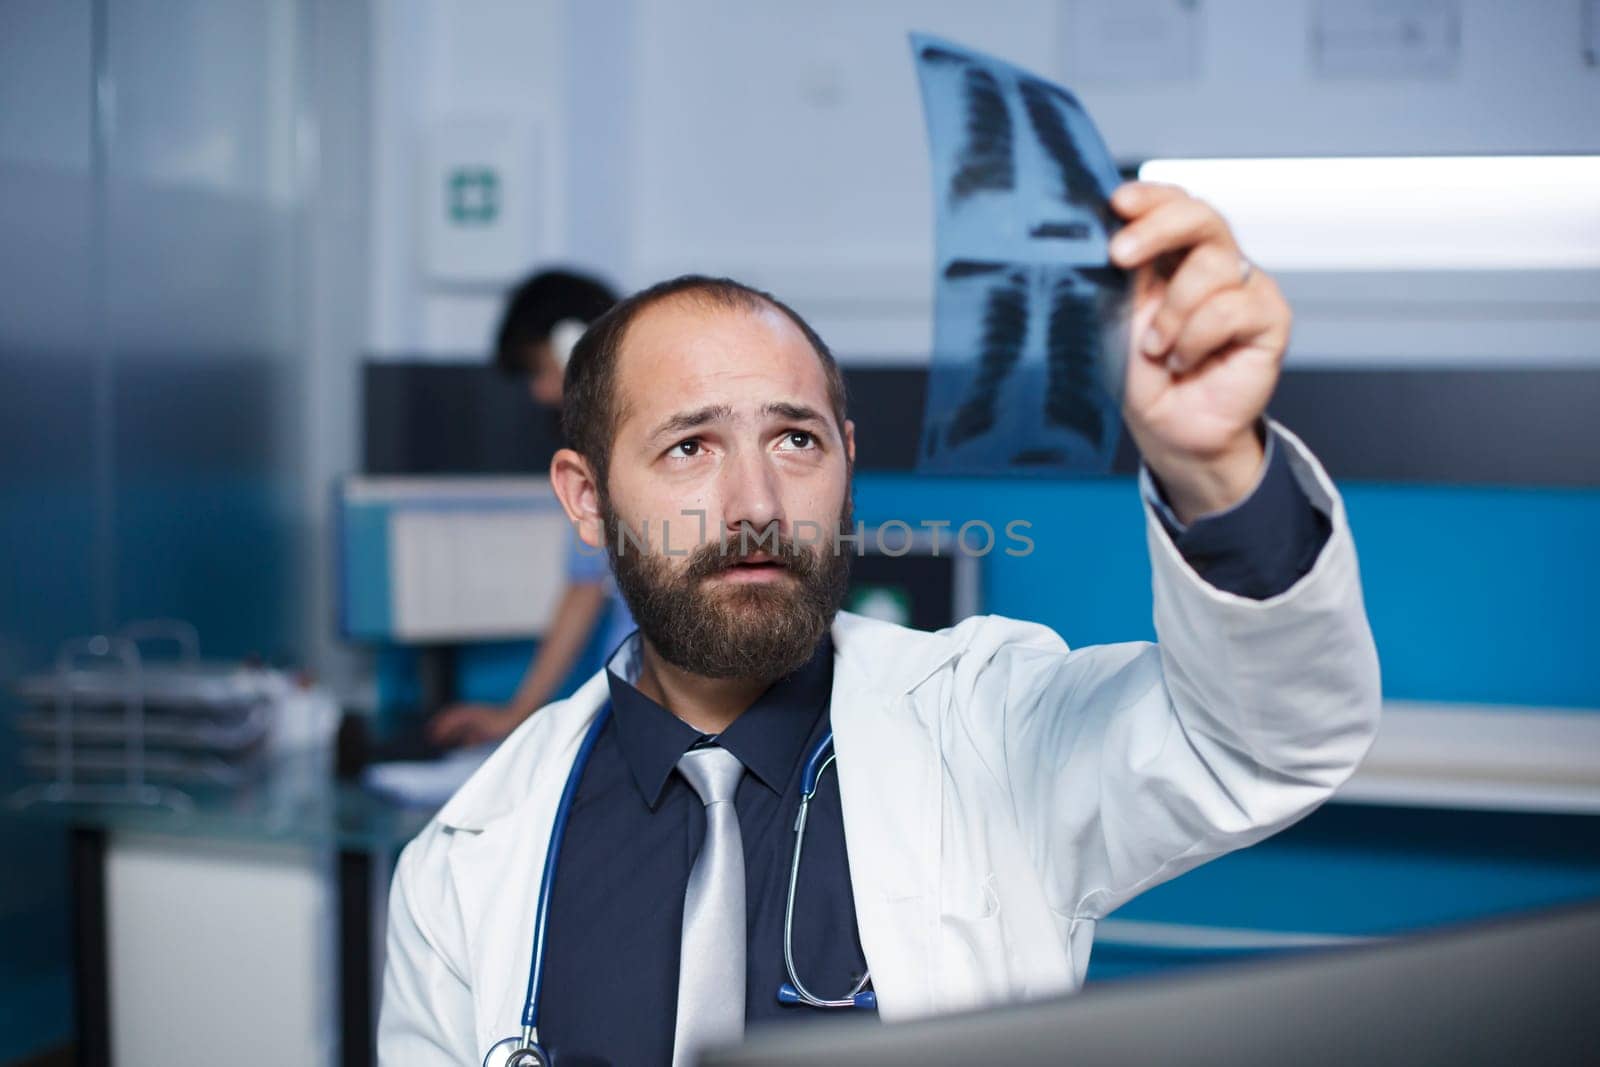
[718, 448, 784, 543]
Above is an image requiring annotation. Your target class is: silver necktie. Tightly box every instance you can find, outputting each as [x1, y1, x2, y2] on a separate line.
[671, 744, 747, 1067]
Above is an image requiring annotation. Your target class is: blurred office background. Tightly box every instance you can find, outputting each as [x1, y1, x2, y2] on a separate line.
[2, 0, 1597, 1063]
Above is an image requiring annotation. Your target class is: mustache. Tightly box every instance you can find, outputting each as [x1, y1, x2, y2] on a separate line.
[681, 523, 824, 581]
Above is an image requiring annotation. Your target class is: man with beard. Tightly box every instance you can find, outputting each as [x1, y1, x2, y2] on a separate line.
[379, 184, 1381, 1067]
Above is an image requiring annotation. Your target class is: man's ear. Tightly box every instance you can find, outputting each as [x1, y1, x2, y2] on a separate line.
[843, 418, 856, 467]
[550, 448, 605, 549]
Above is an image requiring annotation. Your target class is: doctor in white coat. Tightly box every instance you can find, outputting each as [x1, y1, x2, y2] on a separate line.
[379, 182, 1381, 1065]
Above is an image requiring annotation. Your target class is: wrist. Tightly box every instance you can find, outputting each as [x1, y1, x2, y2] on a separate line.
[1141, 425, 1267, 526]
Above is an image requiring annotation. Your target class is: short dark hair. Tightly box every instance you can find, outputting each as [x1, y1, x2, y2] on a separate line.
[562, 274, 849, 488]
[493, 268, 618, 376]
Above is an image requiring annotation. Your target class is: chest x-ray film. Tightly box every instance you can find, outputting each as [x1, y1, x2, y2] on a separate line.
[912, 34, 1131, 475]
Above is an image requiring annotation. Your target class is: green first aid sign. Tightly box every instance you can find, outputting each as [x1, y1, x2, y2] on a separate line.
[846, 584, 912, 627]
[448, 167, 500, 225]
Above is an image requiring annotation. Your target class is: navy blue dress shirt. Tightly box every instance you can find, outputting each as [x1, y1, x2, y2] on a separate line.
[539, 638, 861, 1066]
[537, 427, 1330, 1065]
[1145, 425, 1332, 599]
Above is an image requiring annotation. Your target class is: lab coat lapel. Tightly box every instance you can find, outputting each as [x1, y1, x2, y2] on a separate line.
[443, 670, 611, 1052]
[828, 612, 959, 1020]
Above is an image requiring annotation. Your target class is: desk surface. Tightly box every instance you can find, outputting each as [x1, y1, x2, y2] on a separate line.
[7, 749, 434, 852]
[1335, 701, 1600, 815]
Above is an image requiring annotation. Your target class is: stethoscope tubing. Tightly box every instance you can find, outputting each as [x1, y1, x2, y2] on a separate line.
[777, 742, 876, 1011]
[516, 703, 615, 1046]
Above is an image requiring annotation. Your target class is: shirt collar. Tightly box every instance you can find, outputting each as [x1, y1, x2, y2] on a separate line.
[604, 634, 834, 809]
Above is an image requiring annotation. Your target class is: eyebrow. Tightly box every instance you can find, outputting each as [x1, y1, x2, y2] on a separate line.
[649, 403, 734, 441]
[762, 402, 828, 425]
[648, 401, 832, 442]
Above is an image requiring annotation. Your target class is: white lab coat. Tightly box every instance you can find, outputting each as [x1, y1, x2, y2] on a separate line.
[378, 423, 1381, 1063]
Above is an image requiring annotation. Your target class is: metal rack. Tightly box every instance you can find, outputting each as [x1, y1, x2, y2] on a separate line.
[8, 620, 279, 811]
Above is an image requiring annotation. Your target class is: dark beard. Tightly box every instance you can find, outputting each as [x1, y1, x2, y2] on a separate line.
[602, 498, 853, 682]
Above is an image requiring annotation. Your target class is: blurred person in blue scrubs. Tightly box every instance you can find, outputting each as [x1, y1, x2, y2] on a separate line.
[428, 270, 636, 748]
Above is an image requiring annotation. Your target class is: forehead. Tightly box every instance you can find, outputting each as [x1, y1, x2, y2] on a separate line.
[612, 296, 832, 432]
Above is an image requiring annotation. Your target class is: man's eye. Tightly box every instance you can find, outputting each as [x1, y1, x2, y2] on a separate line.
[779, 431, 816, 451]
[668, 439, 702, 459]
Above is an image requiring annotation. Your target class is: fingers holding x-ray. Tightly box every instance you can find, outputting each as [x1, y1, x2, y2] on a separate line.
[1141, 243, 1254, 360]
[1165, 289, 1269, 372]
[911, 33, 1298, 479]
[1107, 181, 1287, 381]
[1109, 190, 1235, 269]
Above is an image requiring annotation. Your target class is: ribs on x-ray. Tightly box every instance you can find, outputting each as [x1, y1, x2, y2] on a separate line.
[913, 34, 1131, 475]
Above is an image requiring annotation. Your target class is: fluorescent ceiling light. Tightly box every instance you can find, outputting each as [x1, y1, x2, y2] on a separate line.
[1136, 156, 1600, 271]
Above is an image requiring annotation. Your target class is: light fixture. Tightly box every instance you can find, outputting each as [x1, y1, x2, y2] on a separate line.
[1136, 156, 1600, 271]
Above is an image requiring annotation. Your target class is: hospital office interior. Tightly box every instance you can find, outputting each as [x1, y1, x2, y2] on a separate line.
[2, 0, 1598, 1063]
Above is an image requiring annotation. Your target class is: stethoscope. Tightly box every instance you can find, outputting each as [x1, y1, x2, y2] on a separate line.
[777, 736, 876, 1011]
[484, 702, 875, 1067]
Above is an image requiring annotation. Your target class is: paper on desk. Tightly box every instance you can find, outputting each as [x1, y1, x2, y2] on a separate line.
[911, 34, 1132, 475]
[362, 746, 492, 808]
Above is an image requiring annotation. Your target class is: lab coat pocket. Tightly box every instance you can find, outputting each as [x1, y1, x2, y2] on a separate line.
[937, 870, 1013, 1011]
[941, 866, 1002, 920]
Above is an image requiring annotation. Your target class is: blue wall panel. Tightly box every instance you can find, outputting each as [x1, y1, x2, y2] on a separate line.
[1345, 483, 1600, 708]
[852, 472, 1600, 710]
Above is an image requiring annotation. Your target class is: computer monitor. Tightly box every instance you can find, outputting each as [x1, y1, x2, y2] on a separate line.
[337, 476, 572, 643]
[705, 902, 1600, 1066]
[844, 526, 980, 632]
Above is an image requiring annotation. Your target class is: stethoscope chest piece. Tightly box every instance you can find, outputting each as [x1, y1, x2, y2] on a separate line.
[483, 1036, 550, 1067]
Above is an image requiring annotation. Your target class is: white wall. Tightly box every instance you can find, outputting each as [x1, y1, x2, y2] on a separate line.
[367, 0, 1600, 365]
[368, 0, 571, 358]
